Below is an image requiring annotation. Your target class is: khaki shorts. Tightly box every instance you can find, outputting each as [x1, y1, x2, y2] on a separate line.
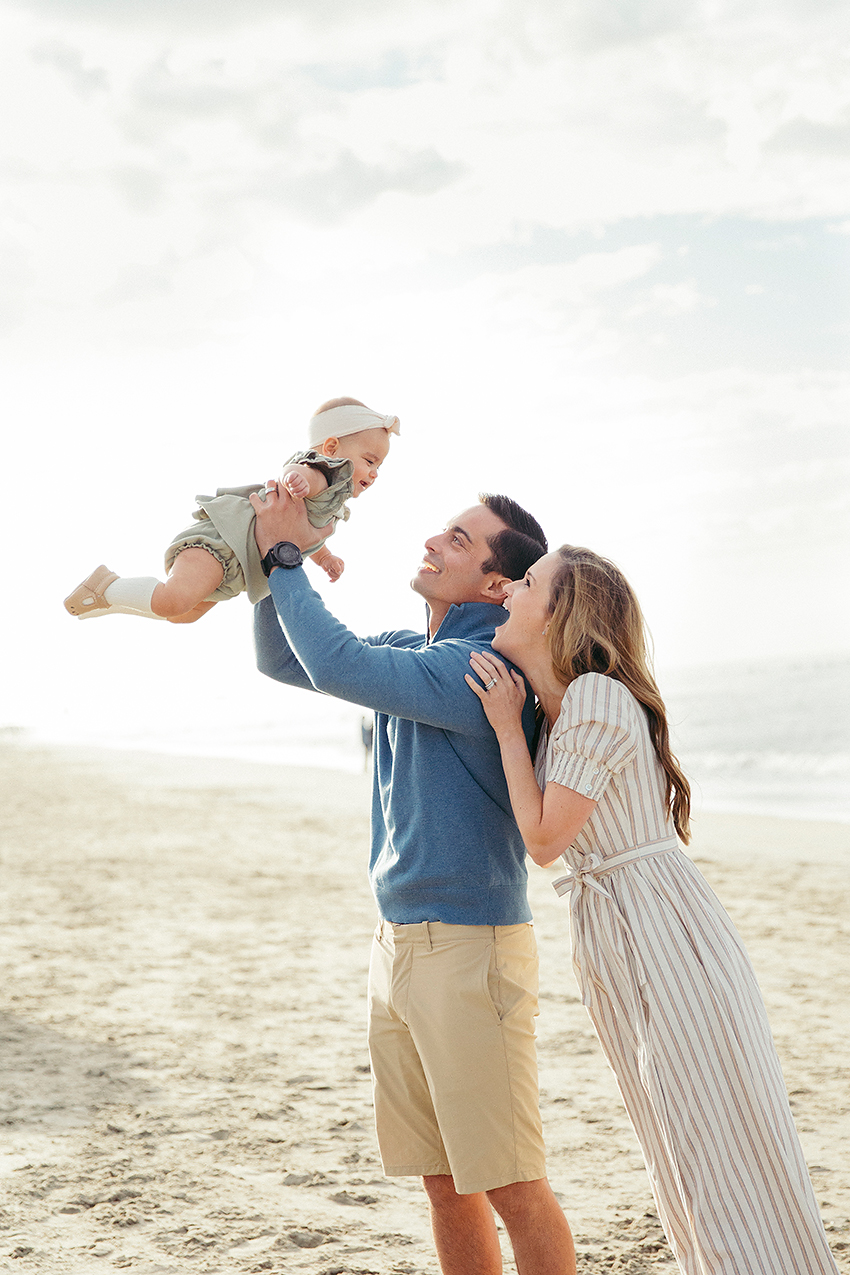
[367, 920, 546, 1195]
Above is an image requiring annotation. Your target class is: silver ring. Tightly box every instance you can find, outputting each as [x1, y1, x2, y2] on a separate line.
[484, 678, 497, 690]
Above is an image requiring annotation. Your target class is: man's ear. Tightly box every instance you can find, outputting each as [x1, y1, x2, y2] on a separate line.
[481, 574, 511, 605]
[321, 436, 340, 457]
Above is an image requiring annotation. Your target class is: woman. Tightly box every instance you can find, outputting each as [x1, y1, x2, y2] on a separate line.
[465, 545, 837, 1275]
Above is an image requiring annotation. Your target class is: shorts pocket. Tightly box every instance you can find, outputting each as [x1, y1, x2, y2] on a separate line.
[487, 931, 540, 1026]
[481, 942, 505, 1024]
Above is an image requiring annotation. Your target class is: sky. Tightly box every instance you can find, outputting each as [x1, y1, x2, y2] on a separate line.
[1, 0, 848, 753]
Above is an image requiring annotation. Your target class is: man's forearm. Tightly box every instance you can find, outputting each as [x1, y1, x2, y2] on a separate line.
[267, 568, 523, 737]
[253, 595, 316, 691]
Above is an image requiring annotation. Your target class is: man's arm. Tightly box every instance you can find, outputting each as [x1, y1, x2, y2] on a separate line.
[267, 567, 532, 738]
[251, 483, 337, 690]
[254, 594, 316, 691]
[249, 483, 534, 738]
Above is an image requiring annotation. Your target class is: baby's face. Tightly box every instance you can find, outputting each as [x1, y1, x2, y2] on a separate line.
[333, 427, 391, 495]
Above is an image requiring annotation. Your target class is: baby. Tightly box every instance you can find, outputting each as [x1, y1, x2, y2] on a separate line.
[63, 397, 399, 624]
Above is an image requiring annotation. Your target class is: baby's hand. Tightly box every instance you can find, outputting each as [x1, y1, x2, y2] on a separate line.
[320, 554, 345, 582]
[284, 470, 311, 500]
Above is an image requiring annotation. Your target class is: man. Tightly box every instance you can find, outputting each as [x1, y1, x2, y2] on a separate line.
[251, 487, 576, 1275]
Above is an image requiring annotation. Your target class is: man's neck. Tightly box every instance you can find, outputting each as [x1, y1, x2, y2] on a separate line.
[427, 596, 503, 639]
[427, 602, 450, 641]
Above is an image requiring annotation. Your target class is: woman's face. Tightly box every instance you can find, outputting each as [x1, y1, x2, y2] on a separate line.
[492, 550, 562, 665]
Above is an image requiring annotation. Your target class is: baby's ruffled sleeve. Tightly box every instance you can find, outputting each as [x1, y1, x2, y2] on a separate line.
[547, 674, 640, 801]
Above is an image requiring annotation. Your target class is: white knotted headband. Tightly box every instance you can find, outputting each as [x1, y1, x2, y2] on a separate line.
[307, 404, 401, 449]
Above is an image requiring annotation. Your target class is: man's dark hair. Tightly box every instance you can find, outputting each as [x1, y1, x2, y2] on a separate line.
[479, 493, 548, 581]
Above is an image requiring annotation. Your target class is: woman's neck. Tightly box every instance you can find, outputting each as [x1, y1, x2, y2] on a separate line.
[521, 657, 567, 725]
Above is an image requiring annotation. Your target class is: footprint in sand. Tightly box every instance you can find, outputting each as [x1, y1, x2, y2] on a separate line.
[330, 1189, 379, 1206]
[281, 1228, 333, 1249]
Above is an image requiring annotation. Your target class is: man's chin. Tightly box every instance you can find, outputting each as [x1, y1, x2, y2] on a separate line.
[411, 570, 438, 598]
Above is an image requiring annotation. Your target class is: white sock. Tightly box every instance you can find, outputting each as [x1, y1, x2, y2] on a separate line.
[102, 577, 164, 619]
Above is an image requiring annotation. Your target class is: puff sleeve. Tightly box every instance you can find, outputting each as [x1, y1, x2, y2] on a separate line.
[546, 673, 640, 801]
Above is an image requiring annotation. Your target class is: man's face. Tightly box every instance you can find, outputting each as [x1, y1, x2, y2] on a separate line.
[411, 504, 508, 609]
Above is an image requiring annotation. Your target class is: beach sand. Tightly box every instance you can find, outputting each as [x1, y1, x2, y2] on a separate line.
[1, 741, 848, 1274]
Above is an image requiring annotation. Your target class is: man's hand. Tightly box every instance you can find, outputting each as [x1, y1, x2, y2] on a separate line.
[249, 480, 334, 556]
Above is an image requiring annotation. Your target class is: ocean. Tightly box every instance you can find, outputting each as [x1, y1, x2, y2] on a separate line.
[662, 653, 850, 822]
[5, 652, 849, 824]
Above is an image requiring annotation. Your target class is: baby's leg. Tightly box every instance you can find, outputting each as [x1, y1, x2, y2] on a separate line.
[152, 548, 224, 618]
[65, 565, 163, 620]
[165, 600, 218, 625]
[65, 550, 224, 621]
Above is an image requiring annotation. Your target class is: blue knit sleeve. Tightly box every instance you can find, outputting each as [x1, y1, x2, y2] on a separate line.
[266, 568, 532, 739]
[253, 594, 316, 692]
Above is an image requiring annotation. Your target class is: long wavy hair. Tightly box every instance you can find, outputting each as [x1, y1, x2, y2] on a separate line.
[546, 546, 691, 843]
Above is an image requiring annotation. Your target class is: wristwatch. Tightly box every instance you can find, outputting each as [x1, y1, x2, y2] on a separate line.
[260, 541, 303, 576]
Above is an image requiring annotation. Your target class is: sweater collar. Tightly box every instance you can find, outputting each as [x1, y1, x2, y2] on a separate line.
[426, 600, 508, 645]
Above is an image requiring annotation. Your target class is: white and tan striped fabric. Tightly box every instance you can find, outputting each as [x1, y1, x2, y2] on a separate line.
[536, 672, 838, 1275]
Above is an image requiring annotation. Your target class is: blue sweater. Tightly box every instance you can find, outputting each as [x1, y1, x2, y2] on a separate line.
[254, 568, 536, 925]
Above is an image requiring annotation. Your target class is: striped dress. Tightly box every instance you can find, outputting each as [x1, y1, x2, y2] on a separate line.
[536, 672, 838, 1275]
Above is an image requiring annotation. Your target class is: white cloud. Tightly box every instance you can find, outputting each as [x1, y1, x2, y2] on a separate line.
[30, 37, 109, 95]
[0, 238, 33, 335]
[1, 0, 847, 760]
[3, 0, 849, 282]
[766, 116, 850, 156]
[242, 146, 467, 224]
[107, 162, 166, 211]
[519, 0, 701, 53]
[436, 245, 665, 352]
[9, 0, 392, 31]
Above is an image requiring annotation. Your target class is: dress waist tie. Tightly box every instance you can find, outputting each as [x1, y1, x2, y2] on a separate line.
[553, 835, 692, 1206]
[552, 836, 679, 1009]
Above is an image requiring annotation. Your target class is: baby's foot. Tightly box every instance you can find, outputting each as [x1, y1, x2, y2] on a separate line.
[64, 565, 119, 618]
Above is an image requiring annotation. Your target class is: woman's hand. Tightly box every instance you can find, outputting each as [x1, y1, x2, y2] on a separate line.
[464, 650, 526, 738]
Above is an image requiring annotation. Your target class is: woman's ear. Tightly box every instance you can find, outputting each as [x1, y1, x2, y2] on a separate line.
[321, 436, 340, 457]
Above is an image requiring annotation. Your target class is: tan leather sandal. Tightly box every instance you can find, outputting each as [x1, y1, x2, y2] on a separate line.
[64, 565, 119, 617]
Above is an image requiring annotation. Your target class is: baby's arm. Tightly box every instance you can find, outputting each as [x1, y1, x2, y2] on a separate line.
[310, 543, 344, 582]
[282, 462, 329, 501]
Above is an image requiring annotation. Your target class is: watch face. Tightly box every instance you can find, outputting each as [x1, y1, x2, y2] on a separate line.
[262, 541, 304, 575]
[273, 542, 302, 567]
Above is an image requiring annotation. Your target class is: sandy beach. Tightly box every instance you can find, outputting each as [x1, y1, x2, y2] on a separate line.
[1, 740, 848, 1275]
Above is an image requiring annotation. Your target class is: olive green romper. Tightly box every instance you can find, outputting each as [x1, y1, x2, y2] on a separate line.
[164, 450, 354, 604]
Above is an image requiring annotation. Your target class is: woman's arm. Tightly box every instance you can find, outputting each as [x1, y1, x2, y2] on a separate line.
[465, 651, 596, 867]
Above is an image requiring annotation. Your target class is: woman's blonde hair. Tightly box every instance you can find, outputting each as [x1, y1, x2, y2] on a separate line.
[547, 545, 691, 843]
